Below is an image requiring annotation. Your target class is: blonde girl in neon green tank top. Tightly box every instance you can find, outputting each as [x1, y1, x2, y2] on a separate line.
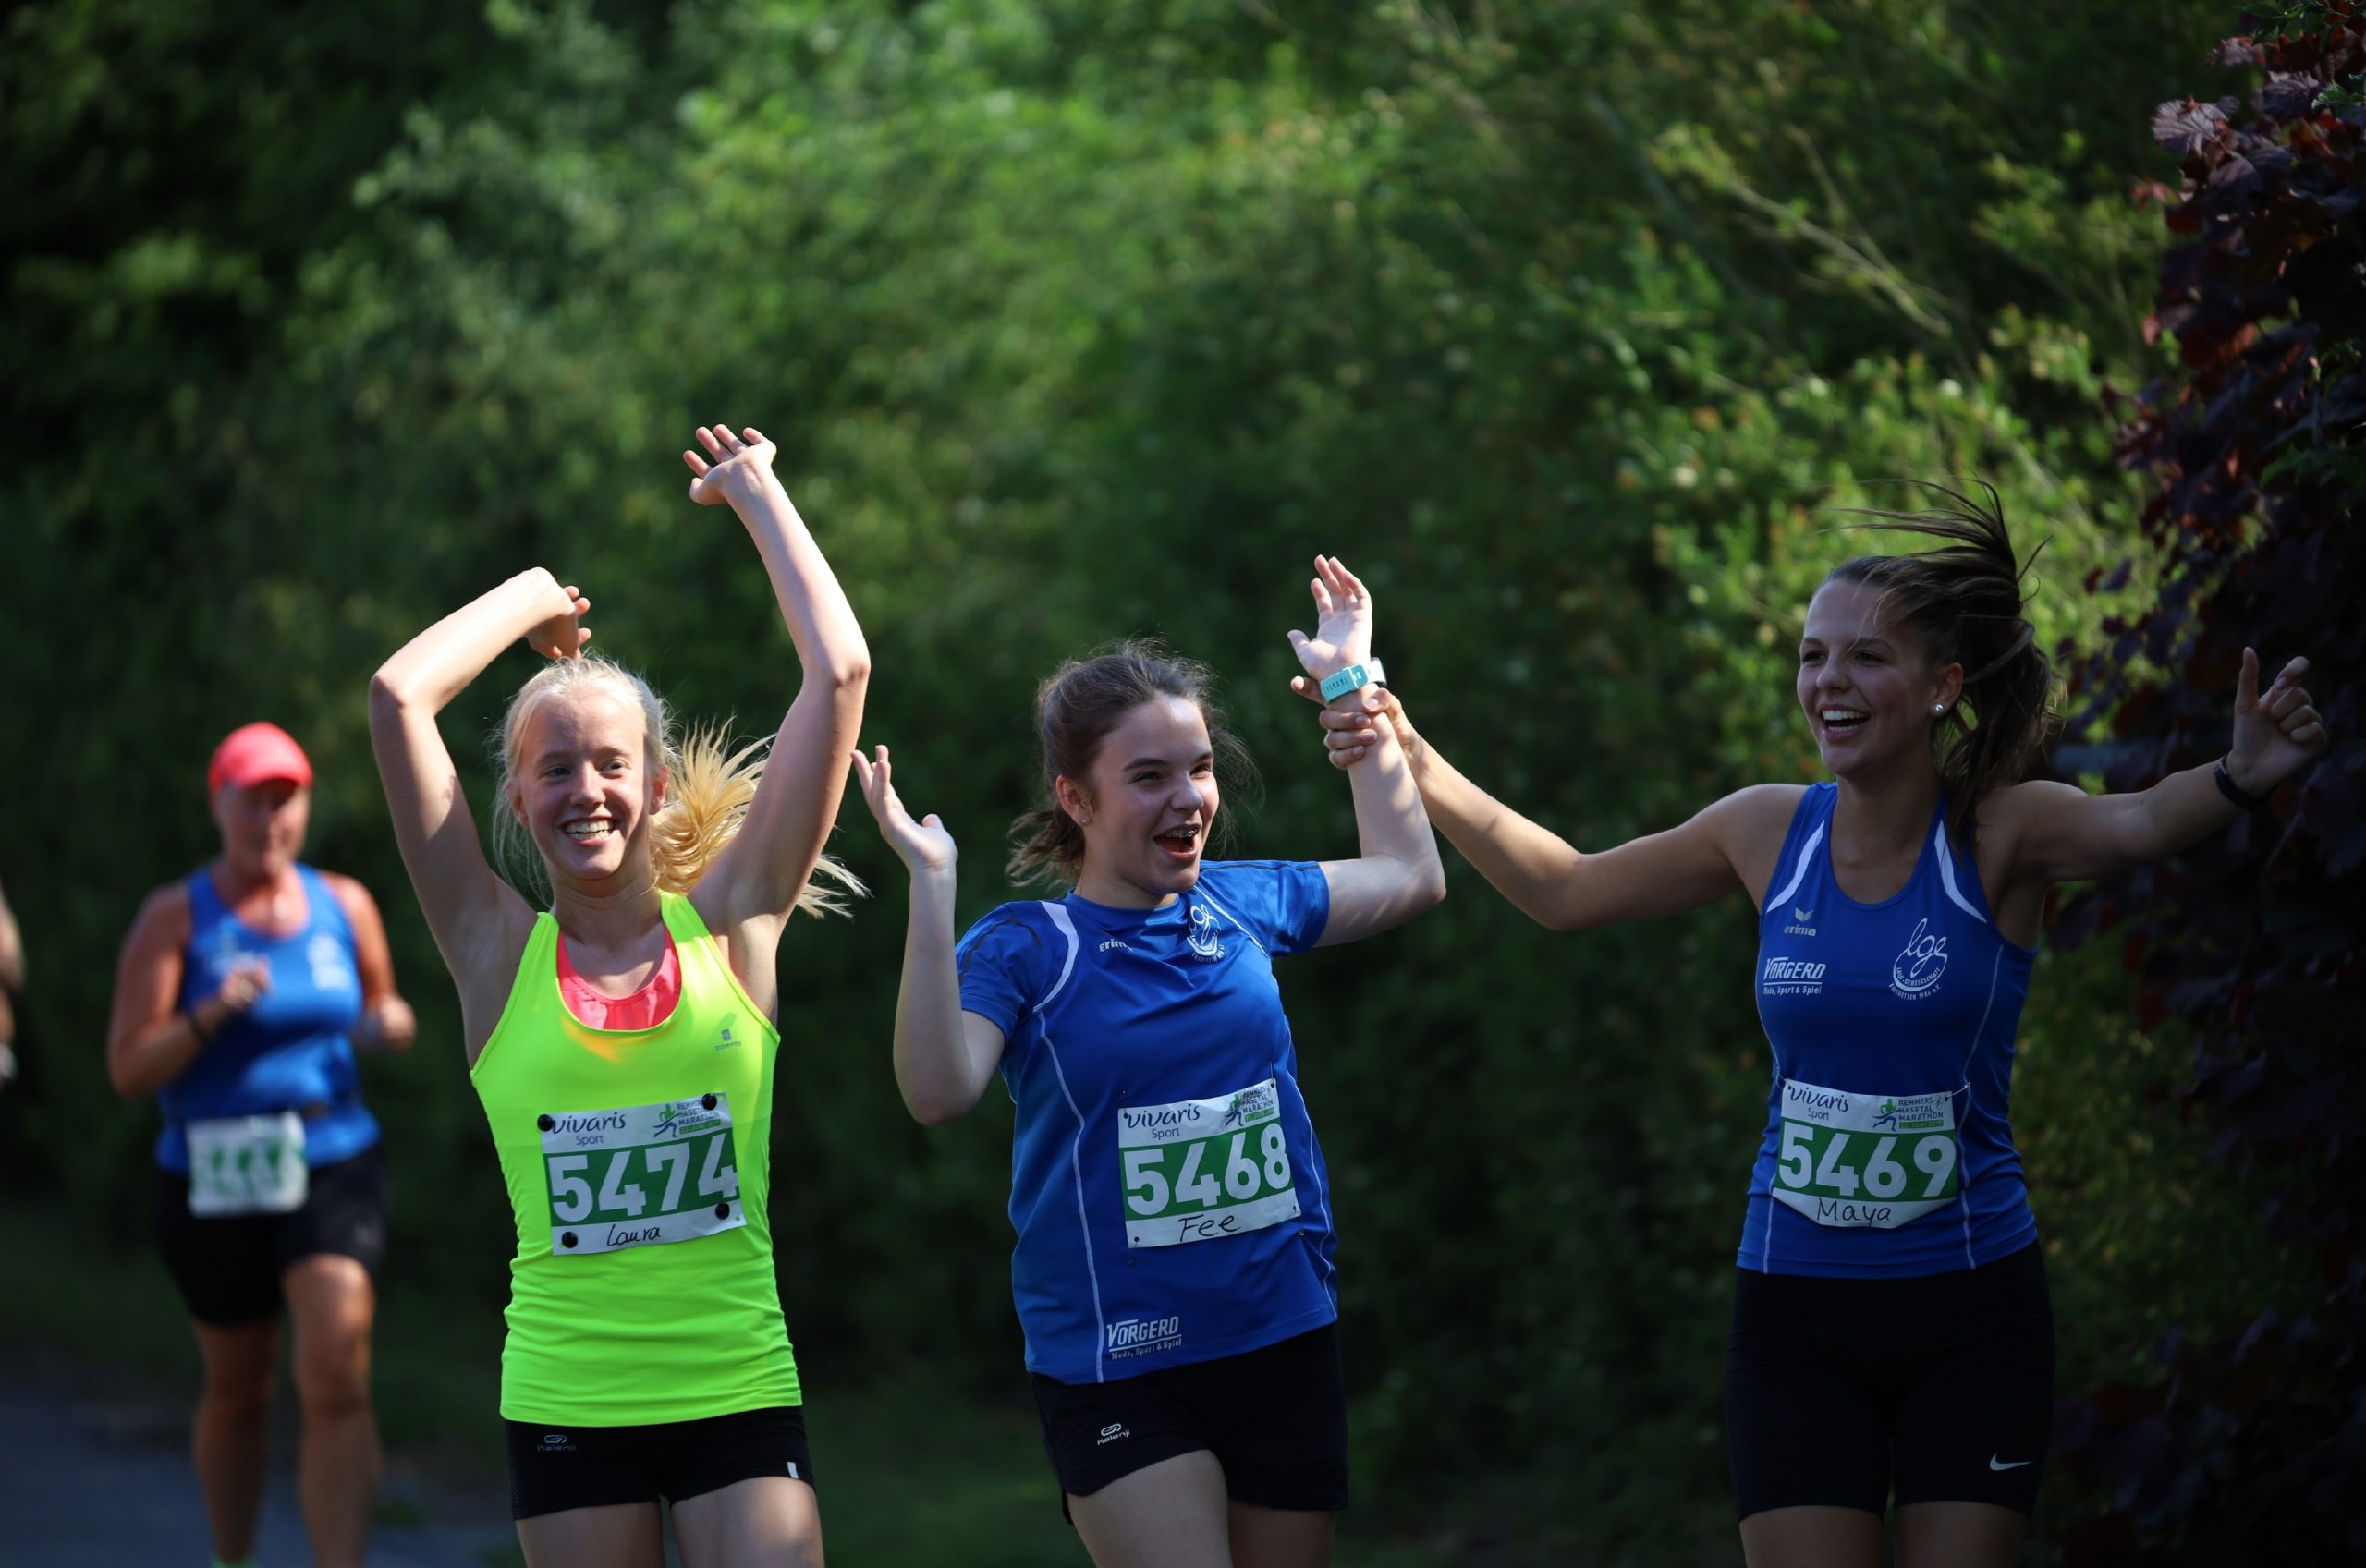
[369, 421, 867, 1568]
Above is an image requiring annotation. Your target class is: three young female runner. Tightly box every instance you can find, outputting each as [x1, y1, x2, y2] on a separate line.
[369, 422, 866, 1568]
[854, 556, 1445, 1568]
[106, 721, 418, 1568]
[1309, 499, 2328, 1568]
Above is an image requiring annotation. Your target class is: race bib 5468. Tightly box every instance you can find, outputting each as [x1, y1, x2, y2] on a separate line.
[1117, 1078, 1299, 1249]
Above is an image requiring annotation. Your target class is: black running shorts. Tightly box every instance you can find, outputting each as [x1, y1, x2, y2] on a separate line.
[152, 1143, 391, 1326]
[1726, 1242, 2055, 1518]
[1031, 1323, 1349, 1518]
[505, 1404, 815, 1520]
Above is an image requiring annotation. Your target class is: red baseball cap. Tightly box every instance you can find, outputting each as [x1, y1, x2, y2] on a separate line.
[208, 723, 314, 794]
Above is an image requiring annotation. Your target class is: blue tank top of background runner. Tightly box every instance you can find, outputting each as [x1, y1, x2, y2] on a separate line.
[1737, 784, 2038, 1278]
[957, 860, 1336, 1385]
[157, 864, 377, 1173]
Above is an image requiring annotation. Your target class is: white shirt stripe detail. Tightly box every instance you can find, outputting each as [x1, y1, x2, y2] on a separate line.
[1933, 820, 1988, 925]
[1031, 904, 1104, 1380]
[1036, 902, 1083, 1011]
[1957, 945, 2006, 1269]
[1764, 824, 1825, 914]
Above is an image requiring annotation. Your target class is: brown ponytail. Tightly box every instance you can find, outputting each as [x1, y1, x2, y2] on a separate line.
[1826, 482, 2062, 854]
[1007, 639, 1255, 886]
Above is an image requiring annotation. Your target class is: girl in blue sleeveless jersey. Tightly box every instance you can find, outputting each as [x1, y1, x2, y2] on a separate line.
[105, 722, 418, 1568]
[1309, 495, 2330, 1568]
[854, 557, 1445, 1568]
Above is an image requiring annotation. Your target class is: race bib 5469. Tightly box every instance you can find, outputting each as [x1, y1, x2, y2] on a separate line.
[1770, 1076, 1960, 1230]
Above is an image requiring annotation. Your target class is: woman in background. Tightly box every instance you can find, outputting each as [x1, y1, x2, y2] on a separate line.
[107, 720, 417, 1568]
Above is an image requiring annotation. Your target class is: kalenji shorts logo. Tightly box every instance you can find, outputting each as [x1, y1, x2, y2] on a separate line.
[1890, 917, 1948, 998]
[1105, 1315, 1184, 1358]
[1096, 1421, 1131, 1446]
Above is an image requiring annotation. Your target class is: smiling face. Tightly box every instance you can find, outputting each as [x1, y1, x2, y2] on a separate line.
[1798, 577, 1962, 781]
[1061, 696, 1219, 909]
[508, 685, 667, 892]
[212, 779, 310, 881]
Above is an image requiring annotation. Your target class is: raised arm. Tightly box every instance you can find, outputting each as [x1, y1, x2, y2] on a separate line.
[369, 567, 585, 1012]
[681, 425, 872, 932]
[851, 746, 1005, 1125]
[1308, 687, 1798, 929]
[2001, 648, 2329, 887]
[1282, 558, 1446, 947]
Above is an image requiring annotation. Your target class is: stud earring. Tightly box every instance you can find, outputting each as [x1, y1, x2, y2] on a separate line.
[1932, 703, 1946, 716]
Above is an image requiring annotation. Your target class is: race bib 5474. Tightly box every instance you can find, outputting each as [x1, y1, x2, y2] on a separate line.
[1117, 1078, 1299, 1249]
[539, 1094, 744, 1258]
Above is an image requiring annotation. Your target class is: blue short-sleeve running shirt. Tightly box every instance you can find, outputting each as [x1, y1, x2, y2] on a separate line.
[957, 859, 1336, 1384]
[1738, 784, 2039, 1278]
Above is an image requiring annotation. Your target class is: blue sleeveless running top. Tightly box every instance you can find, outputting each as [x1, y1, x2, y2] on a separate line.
[957, 861, 1337, 1385]
[158, 865, 377, 1173]
[1738, 784, 2037, 1277]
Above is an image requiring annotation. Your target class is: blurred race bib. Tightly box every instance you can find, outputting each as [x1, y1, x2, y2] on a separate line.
[187, 1112, 308, 1217]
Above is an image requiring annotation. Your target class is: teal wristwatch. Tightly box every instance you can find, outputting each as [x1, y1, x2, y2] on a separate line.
[1318, 658, 1386, 701]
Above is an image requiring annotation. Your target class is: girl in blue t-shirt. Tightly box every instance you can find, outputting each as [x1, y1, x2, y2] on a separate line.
[1306, 495, 2331, 1568]
[855, 556, 1444, 1568]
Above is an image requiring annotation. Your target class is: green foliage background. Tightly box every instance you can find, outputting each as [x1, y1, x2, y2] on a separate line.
[0, 1, 2316, 1558]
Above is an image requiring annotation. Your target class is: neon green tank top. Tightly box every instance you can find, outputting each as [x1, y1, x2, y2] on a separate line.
[470, 893, 799, 1423]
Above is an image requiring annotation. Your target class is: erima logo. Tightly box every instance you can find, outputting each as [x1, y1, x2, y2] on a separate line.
[1098, 938, 1130, 954]
[1782, 905, 1818, 937]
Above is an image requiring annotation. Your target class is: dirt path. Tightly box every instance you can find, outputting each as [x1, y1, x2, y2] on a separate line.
[0, 1350, 521, 1567]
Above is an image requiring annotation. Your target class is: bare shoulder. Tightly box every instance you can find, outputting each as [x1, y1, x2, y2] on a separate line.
[1974, 777, 2089, 853]
[1703, 783, 1811, 909]
[319, 870, 381, 921]
[1697, 782, 1812, 859]
[1706, 782, 1811, 830]
[126, 881, 193, 951]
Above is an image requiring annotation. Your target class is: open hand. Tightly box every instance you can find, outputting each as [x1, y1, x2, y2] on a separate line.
[1286, 555, 1374, 688]
[852, 746, 957, 876]
[683, 423, 780, 508]
[2227, 648, 2329, 795]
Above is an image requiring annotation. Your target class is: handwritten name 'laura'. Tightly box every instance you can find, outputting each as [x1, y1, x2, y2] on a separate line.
[607, 1222, 663, 1247]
